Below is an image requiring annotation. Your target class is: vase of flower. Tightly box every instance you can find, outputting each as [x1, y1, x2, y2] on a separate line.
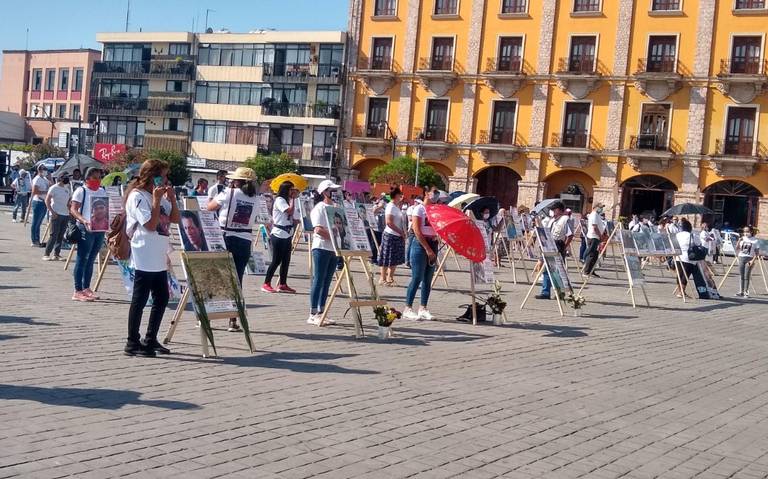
[572, 309, 582, 318]
[377, 326, 390, 339]
[486, 281, 507, 326]
[492, 313, 503, 325]
[374, 306, 400, 340]
[564, 292, 586, 317]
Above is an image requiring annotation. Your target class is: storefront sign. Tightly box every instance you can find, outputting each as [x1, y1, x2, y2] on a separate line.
[94, 143, 127, 162]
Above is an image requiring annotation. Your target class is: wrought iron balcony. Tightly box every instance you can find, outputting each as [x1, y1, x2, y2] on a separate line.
[262, 63, 342, 83]
[478, 129, 523, 146]
[421, 126, 447, 142]
[550, 132, 599, 149]
[260, 102, 341, 120]
[92, 60, 194, 79]
[310, 146, 335, 163]
[484, 56, 525, 74]
[557, 56, 596, 74]
[719, 58, 767, 75]
[257, 144, 305, 160]
[714, 138, 762, 156]
[637, 57, 678, 74]
[418, 56, 454, 71]
[629, 134, 670, 151]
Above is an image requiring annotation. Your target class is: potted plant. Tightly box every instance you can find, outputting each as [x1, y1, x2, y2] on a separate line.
[373, 306, 400, 339]
[485, 281, 507, 325]
[564, 292, 586, 317]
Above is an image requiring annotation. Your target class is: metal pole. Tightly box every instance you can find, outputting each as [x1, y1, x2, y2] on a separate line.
[414, 142, 422, 187]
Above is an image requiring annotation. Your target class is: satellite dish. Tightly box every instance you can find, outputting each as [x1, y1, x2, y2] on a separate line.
[205, 27, 213, 33]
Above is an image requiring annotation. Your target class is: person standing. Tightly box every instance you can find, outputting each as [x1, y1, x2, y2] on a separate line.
[403, 190, 438, 321]
[124, 159, 179, 356]
[673, 218, 704, 298]
[582, 203, 606, 277]
[699, 222, 717, 262]
[208, 167, 259, 332]
[378, 187, 405, 286]
[69, 167, 108, 302]
[307, 179, 341, 326]
[42, 174, 72, 261]
[735, 226, 760, 298]
[192, 178, 209, 197]
[262, 181, 299, 294]
[207, 169, 228, 201]
[11, 169, 31, 223]
[30, 164, 50, 247]
[536, 201, 571, 300]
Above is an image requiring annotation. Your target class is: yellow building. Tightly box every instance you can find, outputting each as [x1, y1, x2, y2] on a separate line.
[344, 0, 768, 231]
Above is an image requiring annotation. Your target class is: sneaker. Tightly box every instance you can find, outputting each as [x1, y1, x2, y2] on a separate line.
[735, 292, 744, 297]
[307, 314, 321, 325]
[142, 338, 171, 355]
[72, 291, 94, 302]
[744, 292, 750, 298]
[322, 316, 336, 325]
[42, 255, 52, 261]
[227, 319, 242, 332]
[590, 272, 601, 278]
[418, 308, 434, 321]
[11, 218, 17, 223]
[535, 294, 552, 300]
[261, 284, 277, 293]
[402, 307, 420, 321]
[82, 288, 100, 300]
[31, 242, 39, 247]
[52, 256, 62, 261]
[277, 284, 296, 294]
[124, 342, 156, 357]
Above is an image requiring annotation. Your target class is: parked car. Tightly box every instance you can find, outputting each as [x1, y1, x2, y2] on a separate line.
[720, 231, 740, 257]
[34, 157, 66, 173]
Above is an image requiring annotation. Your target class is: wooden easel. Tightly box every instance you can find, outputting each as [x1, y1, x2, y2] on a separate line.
[318, 251, 386, 338]
[577, 224, 620, 294]
[718, 254, 768, 294]
[519, 229, 568, 317]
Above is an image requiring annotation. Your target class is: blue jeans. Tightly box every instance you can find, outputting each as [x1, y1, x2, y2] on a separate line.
[310, 249, 337, 314]
[224, 235, 252, 287]
[405, 239, 437, 308]
[30, 200, 47, 244]
[12, 194, 28, 221]
[73, 228, 105, 291]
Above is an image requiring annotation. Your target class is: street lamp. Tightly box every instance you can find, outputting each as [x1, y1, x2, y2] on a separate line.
[32, 105, 56, 145]
[377, 120, 397, 159]
[414, 132, 425, 187]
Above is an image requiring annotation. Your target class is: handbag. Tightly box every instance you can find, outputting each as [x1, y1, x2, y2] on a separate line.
[64, 218, 81, 244]
[687, 232, 708, 261]
[457, 302, 487, 323]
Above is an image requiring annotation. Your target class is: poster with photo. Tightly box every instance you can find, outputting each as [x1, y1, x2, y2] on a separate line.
[227, 196, 257, 230]
[536, 227, 558, 254]
[195, 196, 209, 210]
[88, 196, 110, 232]
[669, 233, 683, 255]
[471, 259, 495, 284]
[254, 195, 271, 225]
[197, 211, 226, 251]
[363, 204, 378, 231]
[543, 254, 572, 296]
[343, 204, 372, 252]
[106, 186, 123, 222]
[324, 206, 355, 252]
[298, 197, 314, 232]
[625, 254, 645, 286]
[178, 210, 226, 252]
[510, 208, 523, 237]
[620, 229, 637, 254]
[696, 261, 720, 299]
[476, 220, 493, 252]
[632, 231, 652, 256]
[246, 250, 268, 275]
[650, 232, 667, 255]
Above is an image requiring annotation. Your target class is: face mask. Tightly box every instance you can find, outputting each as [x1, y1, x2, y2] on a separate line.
[596, 207, 604, 214]
[86, 179, 101, 190]
[483, 213, 490, 220]
[62, 177, 70, 184]
[548, 210, 555, 218]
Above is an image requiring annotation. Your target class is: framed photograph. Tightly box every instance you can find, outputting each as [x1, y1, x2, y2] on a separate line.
[246, 250, 268, 275]
[344, 203, 372, 251]
[650, 232, 667, 255]
[536, 227, 558, 254]
[88, 196, 110, 232]
[625, 254, 645, 286]
[253, 195, 271, 225]
[325, 206, 355, 252]
[632, 231, 652, 256]
[543, 254, 572, 296]
[298, 197, 315, 232]
[620, 230, 637, 254]
[178, 210, 226, 252]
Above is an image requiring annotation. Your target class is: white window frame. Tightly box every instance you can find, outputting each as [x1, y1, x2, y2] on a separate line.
[636, 101, 674, 150]
[499, 0, 529, 15]
[728, 33, 766, 74]
[559, 100, 594, 147]
[649, 0, 683, 12]
[487, 98, 520, 144]
[433, 0, 460, 16]
[428, 35, 457, 71]
[732, 0, 768, 11]
[721, 103, 760, 156]
[423, 97, 452, 142]
[363, 96, 391, 136]
[372, 0, 399, 17]
[369, 35, 396, 70]
[571, 0, 603, 14]
[644, 33, 680, 73]
[494, 34, 526, 72]
[565, 34, 601, 73]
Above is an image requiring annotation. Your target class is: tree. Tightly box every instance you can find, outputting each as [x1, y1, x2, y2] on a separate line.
[369, 156, 445, 190]
[106, 148, 148, 173]
[31, 143, 66, 162]
[149, 149, 190, 186]
[243, 153, 299, 184]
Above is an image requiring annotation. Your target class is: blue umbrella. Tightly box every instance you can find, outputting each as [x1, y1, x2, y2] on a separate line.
[123, 163, 141, 179]
[448, 191, 466, 200]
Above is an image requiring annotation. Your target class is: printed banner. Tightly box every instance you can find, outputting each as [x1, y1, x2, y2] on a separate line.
[246, 250, 268, 275]
[88, 195, 110, 232]
[342, 204, 372, 252]
[178, 209, 226, 252]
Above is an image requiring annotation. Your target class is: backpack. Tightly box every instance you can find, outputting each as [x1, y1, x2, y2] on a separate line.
[107, 212, 131, 260]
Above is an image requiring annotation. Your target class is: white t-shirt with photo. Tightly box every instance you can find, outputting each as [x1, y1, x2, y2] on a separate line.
[72, 186, 108, 224]
[270, 196, 295, 239]
[47, 184, 71, 216]
[411, 203, 435, 238]
[213, 187, 259, 241]
[310, 202, 335, 252]
[383, 202, 403, 237]
[31, 175, 50, 202]
[126, 189, 173, 272]
[738, 236, 760, 258]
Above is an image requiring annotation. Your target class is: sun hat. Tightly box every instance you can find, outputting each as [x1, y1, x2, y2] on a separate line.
[226, 167, 256, 181]
[317, 179, 341, 194]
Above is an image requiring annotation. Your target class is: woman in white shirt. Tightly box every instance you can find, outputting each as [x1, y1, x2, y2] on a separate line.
[262, 181, 299, 294]
[674, 218, 701, 298]
[42, 174, 72, 261]
[124, 159, 179, 356]
[69, 167, 109, 302]
[30, 164, 50, 246]
[307, 179, 341, 326]
[377, 188, 405, 286]
[736, 226, 760, 298]
[208, 167, 259, 332]
[403, 190, 439, 321]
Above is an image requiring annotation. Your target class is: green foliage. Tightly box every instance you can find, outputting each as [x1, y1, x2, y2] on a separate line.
[149, 149, 189, 186]
[106, 148, 148, 174]
[368, 156, 445, 190]
[0, 144, 34, 153]
[31, 143, 67, 162]
[243, 153, 299, 184]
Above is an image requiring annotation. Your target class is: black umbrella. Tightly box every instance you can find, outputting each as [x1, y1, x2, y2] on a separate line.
[662, 203, 714, 216]
[531, 198, 560, 216]
[463, 196, 499, 220]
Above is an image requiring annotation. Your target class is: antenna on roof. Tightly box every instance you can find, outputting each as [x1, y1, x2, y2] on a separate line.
[125, 0, 131, 32]
[25, 28, 29, 50]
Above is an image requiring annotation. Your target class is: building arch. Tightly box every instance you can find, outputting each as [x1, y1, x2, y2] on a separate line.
[703, 180, 762, 229]
[353, 158, 387, 181]
[473, 165, 522, 209]
[543, 169, 596, 215]
[620, 174, 678, 219]
[424, 161, 452, 190]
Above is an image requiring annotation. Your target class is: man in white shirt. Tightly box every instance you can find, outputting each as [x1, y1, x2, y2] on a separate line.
[30, 164, 50, 246]
[536, 201, 572, 300]
[207, 170, 228, 201]
[42, 174, 72, 260]
[11, 169, 31, 222]
[582, 202, 606, 276]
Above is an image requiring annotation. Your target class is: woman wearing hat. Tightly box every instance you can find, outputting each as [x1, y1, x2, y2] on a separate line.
[69, 167, 108, 302]
[208, 167, 259, 332]
[307, 179, 341, 326]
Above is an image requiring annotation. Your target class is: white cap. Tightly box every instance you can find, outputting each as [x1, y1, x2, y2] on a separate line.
[317, 179, 341, 194]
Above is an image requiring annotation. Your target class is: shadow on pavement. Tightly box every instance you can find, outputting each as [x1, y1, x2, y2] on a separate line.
[164, 351, 380, 375]
[0, 315, 59, 326]
[257, 325, 490, 346]
[0, 384, 200, 410]
[0, 285, 36, 290]
[507, 322, 589, 338]
[0, 266, 22, 272]
[0, 334, 26, 341]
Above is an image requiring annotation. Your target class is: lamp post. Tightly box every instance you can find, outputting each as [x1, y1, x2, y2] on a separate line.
[32, 105, 56, 145]
[377, 120, 397, 159]
[328, 131, 337, 180]
[414, 132, 425, 188]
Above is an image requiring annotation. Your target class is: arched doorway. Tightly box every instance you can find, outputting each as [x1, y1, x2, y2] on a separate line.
[475, 166, 521, 209]
[544, 170, 596, 215]
[354, 158, 386, 181]
[703, 180, 761, 229]
[620, 175, 678, 219]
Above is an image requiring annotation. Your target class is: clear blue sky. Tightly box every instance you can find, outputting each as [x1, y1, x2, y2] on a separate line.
[0, 0, 349, 52]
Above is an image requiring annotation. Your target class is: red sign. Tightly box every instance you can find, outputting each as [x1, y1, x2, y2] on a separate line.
[94, 143, 127, 163]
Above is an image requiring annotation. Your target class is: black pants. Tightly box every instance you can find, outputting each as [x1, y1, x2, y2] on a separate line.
[225, 235, 252, 286]
[44, 214, 69, 257]
[264, 235, 293, 285]
[127, 270, 169, 345]
[675, 261, 700, 288]
[582, 238, 601, 274]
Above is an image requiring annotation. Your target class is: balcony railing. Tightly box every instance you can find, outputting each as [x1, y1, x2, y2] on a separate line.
[735, 0, 766, 9]
[557, 55, 596, 74]
[720, 58, 766, 75]
[353, 124, 393, 139]
[418, 56, 454, 71]
[89, 96, 191, 117]
[637, 57, 678, 74]
[92, 60, 194, 78]
[260, 102, 341, 119]
[629, 134, 669, 151]
[478, 129, 523, 146]
[262, 63, 343, 82]
[715, 138, 760, 156]
[310, 146, 335, 163]
[96, 134, 144, 148]
[551, 132, 599, 149]
[485, 56, 524, 73]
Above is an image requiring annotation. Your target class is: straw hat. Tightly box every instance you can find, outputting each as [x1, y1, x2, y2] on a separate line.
[226, 167, 256, 181]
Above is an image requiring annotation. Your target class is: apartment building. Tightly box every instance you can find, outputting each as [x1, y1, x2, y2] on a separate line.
[0, 49, 100, 148]
[344, 0, 768, 231]
[92, 31, 346, 173]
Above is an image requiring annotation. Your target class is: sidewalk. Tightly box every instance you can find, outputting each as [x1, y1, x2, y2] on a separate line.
[2, 209, 768, 478]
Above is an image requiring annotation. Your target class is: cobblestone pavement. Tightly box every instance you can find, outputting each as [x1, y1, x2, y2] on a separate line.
[2, 209, 768, 478]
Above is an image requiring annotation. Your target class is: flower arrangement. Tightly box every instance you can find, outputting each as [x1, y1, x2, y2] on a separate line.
[373, 306, 401, 327]
[484, 281, 507, 314]
[564, 292, 586, 309]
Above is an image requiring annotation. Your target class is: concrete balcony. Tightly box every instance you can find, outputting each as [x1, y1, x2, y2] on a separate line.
[633, 57, 687, 101]
[415, 57, 461, 96]
[475, 129, 525, 163]
[547, 132, 601, 169]
[709, 138, 764, 177]
[554, 56, 604, 99]
[716, 58, 768, 103]
[92, 60, 194, 80]
[480, 57, 531, 98]
[624, 134, 680, 173]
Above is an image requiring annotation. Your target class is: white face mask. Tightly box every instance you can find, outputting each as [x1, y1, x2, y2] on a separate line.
[483, 213, 490, 220]
[548, 210, 555, 218]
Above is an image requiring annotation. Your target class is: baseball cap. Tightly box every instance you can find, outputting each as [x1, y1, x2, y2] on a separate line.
[317, 179, 341, 194]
